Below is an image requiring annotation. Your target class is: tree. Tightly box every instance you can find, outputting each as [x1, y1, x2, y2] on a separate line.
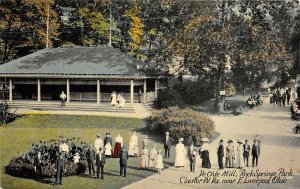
[0, 0, 59, 63]
[78, 7, 109, 46]
[124, 0, 145, 59]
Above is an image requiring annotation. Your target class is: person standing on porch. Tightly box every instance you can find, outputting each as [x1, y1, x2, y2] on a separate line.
[60, 91, 66, 106]
[111, 91, 117, 107]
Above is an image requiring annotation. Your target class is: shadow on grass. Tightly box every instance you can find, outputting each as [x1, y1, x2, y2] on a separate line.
[35, 178, 54, 185]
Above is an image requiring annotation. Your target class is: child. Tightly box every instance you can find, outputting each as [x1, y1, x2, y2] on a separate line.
[155, 149, 164, 174]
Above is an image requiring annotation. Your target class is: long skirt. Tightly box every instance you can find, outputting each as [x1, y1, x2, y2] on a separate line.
[113, 142, 121, 158]
[140, 155, 148, 168]
[226, 156, 234, 168]
[201, 150, 211, 169]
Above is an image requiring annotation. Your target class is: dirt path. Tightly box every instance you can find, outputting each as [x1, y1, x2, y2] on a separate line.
[122, 103, 300, 189]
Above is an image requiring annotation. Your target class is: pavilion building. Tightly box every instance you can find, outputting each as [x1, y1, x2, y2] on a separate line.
[0, 46, 163, 104]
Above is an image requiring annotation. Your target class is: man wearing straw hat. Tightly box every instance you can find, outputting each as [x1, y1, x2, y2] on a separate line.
[164, 131, 173, 158]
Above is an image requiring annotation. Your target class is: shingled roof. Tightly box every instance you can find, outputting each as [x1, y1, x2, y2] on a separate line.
[0, 47, 146, 78]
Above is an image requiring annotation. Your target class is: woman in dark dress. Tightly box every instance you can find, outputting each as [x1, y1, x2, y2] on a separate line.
[200, 138, 211, 169]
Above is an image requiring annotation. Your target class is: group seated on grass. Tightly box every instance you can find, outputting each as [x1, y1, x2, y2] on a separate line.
[290, 98, 300, 120]
[246, 94, 264, 108]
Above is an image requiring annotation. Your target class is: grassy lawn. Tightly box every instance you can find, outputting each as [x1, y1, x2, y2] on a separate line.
[0, 115, 175, 189]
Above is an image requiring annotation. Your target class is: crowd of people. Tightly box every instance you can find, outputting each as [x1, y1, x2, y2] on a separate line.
[247, 93, 263, 108]
[169, 134, 261, 172]
[27, 130, 262, 185]
[270, 88, 292, 107]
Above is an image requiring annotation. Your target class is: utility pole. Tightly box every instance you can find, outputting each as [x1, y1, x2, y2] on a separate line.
[109, 0, 112, 47]
[46, 4, 50, 48]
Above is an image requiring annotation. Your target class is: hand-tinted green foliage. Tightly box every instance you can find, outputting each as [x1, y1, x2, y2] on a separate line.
[145, 106, 215, 145]
[5, 137, 88, 178]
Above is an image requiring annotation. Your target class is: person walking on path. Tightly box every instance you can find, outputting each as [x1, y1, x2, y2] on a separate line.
[236, 140, 244, 168]
[164, 132, 173, 158]
[187, 142, 197, 172]
[119, 146, 129, 177]
[96, 147, 106, 179]
[60, 91, 66, 106]
[243, 139, 250, 167]
[251, 139, 260, 167]
[54, 152, 66, 185]
[217, 139, 224, 169]
[86, 144, 96, 177]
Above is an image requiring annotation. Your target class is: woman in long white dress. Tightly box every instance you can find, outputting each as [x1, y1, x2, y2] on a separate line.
[129, 131, 139, 156]
[149, 145, 158, 168]
[236, 140, 244, 168]
[118, 95, 126, 108]
[174, 138, 187, 167]
[111, 91, 117, 106]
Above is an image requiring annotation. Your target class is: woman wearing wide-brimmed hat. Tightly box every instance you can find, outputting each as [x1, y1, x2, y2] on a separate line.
[236, 140, 244, 168]
[200, 138, 211, 169]
[174, 138, 187, 167]
[226, 140, 235, 168]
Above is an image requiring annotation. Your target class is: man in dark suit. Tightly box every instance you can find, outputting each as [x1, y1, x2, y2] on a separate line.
[86, 144, 96, 176]
[217, 139, 224, 169]
[119, 146, 129, 177]
[54, 152, 66, 185]
[96, 147, 106, 179]
[251, 140, 260, 167]
[243, 139, 251, 167]
[187, 142, 196, 172]
[164, 132, 173, 158]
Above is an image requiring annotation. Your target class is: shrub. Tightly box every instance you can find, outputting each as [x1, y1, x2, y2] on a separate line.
[145, 106, 215, 145]
[5, 137, 88, 179]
